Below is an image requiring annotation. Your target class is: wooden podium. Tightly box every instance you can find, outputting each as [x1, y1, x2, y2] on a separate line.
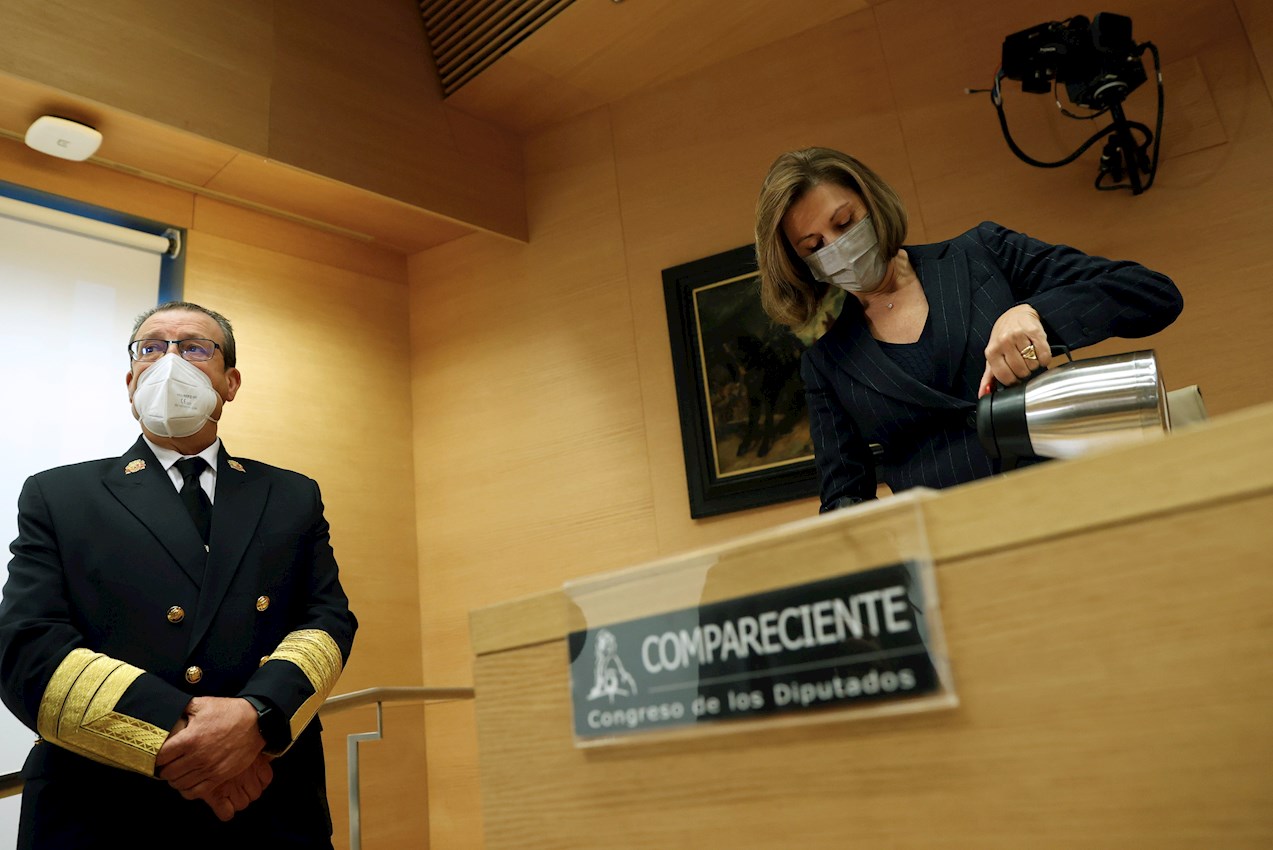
[470, 402, 1273, 849]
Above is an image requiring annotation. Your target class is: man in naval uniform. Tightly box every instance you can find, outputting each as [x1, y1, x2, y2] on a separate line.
[0, 301, 358, 849]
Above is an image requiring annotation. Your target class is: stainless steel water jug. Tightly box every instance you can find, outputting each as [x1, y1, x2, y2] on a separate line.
[977, 349, 1169, 462]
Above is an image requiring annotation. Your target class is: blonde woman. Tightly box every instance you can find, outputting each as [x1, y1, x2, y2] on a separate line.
[755, 147, 1182, 511]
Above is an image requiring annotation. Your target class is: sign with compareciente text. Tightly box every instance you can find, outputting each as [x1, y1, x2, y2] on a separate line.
[567, 561, 947, 742]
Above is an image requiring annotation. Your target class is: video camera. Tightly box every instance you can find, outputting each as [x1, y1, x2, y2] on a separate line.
[981, 11, 1161, 193]
[1001, 13, 1146, 109]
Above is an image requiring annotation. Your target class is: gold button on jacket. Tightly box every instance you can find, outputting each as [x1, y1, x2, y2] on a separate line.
[184, 666, 203, 684]
[166, 606, 185, 624]
[255, 596, 270, 612]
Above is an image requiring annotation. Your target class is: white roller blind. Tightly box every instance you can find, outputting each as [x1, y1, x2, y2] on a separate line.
[0, 194, 176, 257]
[0, 198, 168, 844]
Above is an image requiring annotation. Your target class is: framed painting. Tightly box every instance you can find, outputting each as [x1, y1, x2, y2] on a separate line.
[662, 244, 826, 518]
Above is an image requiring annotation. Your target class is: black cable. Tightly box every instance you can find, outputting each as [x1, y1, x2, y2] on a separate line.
[1054, 78, 1109, 120]
[991, 70, 1125, 168]
[989, 40, 1163, 192]
[1138, 42, 1165, 191]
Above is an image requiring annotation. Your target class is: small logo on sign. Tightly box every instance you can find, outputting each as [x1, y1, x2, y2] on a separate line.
[586, 629, 638, 703]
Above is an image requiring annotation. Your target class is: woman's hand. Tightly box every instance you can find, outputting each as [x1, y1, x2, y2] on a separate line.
[978, 304, 1051, 397]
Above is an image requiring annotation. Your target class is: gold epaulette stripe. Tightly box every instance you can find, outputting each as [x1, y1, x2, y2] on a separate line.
[267, 629, 343, 750]
[37, 648, 167, 776]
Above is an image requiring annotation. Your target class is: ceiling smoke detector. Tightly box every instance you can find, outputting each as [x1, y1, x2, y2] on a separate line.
[24, 115, 102, 162]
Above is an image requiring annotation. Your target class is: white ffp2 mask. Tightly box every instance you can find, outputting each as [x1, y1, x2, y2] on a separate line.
[130, 353, 221, 438]
[802, 215, 887, 293]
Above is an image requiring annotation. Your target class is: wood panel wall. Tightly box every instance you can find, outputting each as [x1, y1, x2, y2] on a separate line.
[2, 1, 1271, 848]
[468, 405, 1273, 849]
[445, 0, 870, 133]
[0, 137, 427, 850]
[0, 0, 525, 239]
[409, 1, 1273, 846]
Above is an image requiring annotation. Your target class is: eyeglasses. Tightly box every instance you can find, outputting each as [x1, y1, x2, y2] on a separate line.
[128, 338, 222, 363]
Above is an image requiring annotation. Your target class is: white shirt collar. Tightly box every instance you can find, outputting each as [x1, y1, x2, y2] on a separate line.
[143, 435, 222, 473]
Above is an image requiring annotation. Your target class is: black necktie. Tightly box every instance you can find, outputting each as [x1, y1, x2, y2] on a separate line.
[175, 457, 212, 544]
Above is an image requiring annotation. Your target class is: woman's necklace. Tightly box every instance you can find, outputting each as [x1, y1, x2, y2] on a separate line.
[868, 258, 906, 311]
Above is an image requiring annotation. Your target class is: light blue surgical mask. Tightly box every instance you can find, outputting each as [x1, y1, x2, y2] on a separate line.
[802, 215, 886, 293]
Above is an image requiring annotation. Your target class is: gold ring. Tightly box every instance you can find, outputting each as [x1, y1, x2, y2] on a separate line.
[1020, 343, 1038, 361]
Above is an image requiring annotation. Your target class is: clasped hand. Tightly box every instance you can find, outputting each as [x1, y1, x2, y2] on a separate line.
[978, 304, 1051, 398]
[157, 696, 272, 822]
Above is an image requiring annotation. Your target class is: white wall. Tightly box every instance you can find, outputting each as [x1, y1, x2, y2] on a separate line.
[0, 208, 165, 846]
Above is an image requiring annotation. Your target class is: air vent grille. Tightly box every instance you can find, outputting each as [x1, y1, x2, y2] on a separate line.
[421, 0, 578, 97]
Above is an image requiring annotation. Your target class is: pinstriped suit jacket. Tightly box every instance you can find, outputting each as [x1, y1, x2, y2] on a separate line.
[801, 221, 1183, 511]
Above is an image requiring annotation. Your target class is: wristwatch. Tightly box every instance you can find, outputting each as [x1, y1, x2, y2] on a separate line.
[242, 695, 288, 752]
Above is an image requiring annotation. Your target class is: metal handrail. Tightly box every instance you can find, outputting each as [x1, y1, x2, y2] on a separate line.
[0, 685, 477, 844]
[320, 685, 475, 713]
[322, 685, 476, 850]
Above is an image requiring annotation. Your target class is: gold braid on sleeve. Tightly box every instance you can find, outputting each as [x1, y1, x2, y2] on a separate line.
[266, 629, 343, 750]
[37, 648, 168, 776]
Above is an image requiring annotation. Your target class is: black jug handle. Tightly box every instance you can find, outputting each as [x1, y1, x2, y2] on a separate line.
[1017, 344, 1072, 386]
[984, 344, 1074, 396]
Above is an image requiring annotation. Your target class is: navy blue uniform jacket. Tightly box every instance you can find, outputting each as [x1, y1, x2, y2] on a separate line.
[800, 222, 1183, 510]
[0, 436, 358, 849]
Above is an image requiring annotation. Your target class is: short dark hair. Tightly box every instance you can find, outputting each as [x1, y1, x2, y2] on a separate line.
[130, 301, 237, 368]
[755, 147, 908, 328]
